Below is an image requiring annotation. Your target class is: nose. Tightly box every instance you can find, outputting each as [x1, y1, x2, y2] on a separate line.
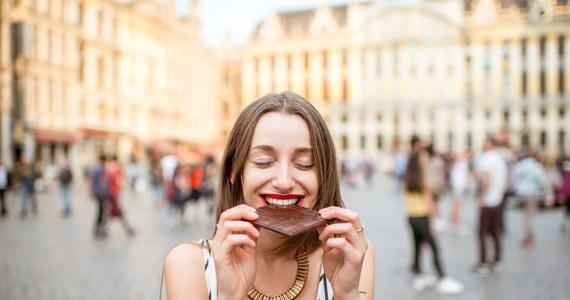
[272, 163, 295, 190]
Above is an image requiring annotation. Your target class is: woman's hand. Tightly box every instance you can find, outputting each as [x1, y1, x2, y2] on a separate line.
[318, 206, 369, 300]
[211, 204, 259, 300]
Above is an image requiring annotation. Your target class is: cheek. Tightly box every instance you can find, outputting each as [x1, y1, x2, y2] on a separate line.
[299, 172, 319, 192]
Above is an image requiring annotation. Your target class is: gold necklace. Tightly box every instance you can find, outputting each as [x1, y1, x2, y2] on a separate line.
[247, 251, 309, 300]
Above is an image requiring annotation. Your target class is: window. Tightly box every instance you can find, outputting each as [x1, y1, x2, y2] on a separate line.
[360, 135, 366, 150]
[522, 71, 528, 95]
[341, 135, 348, 151]
[376, 48, 382, 75]
[559, 67, 565, 95]
[377, 134, 383, 150]
[539, 36, 546, 58]
[540, 70, 546, 97]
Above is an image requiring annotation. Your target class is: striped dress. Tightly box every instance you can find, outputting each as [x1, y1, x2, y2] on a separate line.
[200, 240, 333, 300]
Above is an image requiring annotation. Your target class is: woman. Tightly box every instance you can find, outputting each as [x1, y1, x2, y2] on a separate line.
[403, 151, 463, 295]
[164, 92, 375, 299]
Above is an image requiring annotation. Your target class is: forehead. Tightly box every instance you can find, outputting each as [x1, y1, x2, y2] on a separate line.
[251, 112, 311, 147]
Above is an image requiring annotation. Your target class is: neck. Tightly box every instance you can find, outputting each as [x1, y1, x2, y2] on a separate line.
[256, 230, 296, 261]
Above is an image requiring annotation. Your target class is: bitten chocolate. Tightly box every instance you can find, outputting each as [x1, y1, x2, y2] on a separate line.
[252, 205, 327, 237]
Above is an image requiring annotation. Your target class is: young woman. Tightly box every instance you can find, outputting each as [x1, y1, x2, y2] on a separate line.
[163, 92, 375, 299]
[403, 151, 463, 295]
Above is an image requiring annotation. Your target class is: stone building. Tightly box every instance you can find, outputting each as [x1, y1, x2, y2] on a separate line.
[2, 0, 221, 172]
[241, 0, 570, 168]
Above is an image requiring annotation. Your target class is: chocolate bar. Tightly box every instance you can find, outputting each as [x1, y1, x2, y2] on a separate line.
[252, 205, 327, 237]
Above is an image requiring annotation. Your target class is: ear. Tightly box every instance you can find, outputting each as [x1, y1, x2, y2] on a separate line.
[229, 167, 235, 184]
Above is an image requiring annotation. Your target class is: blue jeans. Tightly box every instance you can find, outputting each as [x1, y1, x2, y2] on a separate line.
[60, 184, 71, 214]
[20, 185, 37, 215]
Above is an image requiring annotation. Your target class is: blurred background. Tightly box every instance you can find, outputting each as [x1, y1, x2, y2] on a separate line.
[1, 0, 570, 299]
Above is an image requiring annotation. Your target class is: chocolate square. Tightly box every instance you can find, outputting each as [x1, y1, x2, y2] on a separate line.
[252, 205, 327, 237]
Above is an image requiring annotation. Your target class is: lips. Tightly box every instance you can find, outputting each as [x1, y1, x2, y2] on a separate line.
[260, 194, 305, 207]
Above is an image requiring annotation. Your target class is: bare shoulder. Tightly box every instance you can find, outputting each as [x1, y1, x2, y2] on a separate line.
[163, 241, 209, 299]
[165, 241, 204, 266]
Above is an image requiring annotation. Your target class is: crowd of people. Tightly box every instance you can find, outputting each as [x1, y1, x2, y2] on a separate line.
[0, 149, 220, 241]
[393, 133, 570, 295]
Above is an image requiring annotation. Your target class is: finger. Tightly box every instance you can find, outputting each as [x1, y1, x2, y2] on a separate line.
[320, 206, 362, 230]
[213, 234, 257, 261]
[320, 222, 367, 251]
[218, 204, 258, 224]
[217, 220, 260, 240]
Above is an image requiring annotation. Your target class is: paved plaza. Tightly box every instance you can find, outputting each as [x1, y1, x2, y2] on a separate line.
[0, 175, 569, 300]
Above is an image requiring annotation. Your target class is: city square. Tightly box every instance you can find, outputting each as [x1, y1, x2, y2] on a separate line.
[1, 175, 569, 300]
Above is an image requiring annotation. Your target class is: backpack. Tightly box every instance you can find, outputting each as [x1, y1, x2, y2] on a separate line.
[93, 167, 110, 201]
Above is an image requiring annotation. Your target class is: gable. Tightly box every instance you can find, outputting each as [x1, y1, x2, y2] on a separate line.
[355, 7, 464, 44]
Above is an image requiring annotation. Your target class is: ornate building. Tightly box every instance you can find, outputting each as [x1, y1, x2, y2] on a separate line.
[0, 1, 11, 165]
[241, 0, 570, 166]
[2, 0, 221, 171]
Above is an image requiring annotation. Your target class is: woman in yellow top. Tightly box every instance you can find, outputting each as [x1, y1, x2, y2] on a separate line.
[403, 151, 464, 295]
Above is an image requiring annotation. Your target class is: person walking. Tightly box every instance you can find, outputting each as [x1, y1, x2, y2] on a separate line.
[0, 160, 11, 217]
[89, 155, 108, 238]
[473, 135, 508, 274]
[403, 151, 464, 295]
[14, 155, 38, 218]
[58, 159, 74, 217]
[449, 150, 470, 236]
[555, 152, 570, 231]
[104, 155, 135, 237]
[425, 144, 447, 232]
[512, 148, 552, 248]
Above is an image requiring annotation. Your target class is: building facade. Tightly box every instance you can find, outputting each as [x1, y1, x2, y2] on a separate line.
[241, 0, 570, 167]
[0, 1, 11, 166]
[2, 0, 221, 172]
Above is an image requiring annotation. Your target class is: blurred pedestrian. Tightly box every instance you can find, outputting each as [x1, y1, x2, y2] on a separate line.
[150, 160, 164, 206]
[449, 150, 470, 236]
[14, 155, 38, 218]
[425, 144, 447, 232]
[89, 155, 108, 238]
[473, 135, 508, 275]
[57, 159, 73, 217]
[403, 151, 464, 295]
[0, 160, 11, 217]
[104, 155, 135, 237]
[496, 135, 517, 234]
[201, 156, 218, 218]
[556, 152, 570, 231]
[362, 157, 375, 186]
[393, 143, 408, 193]
[169, 165, 189, 226]
[125, 156, 142, 192]
[512, 148, 552, 248]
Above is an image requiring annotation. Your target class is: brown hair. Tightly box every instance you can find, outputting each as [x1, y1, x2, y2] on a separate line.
[403, 152, 423, 193]
[215, 91, 344, 255]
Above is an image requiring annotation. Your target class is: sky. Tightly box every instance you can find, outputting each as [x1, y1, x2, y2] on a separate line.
[179, 0, 421, 48]
[188, 0, 352, 48]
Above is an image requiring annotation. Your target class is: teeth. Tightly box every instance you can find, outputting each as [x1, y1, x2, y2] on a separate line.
[265, 197, 299, 206]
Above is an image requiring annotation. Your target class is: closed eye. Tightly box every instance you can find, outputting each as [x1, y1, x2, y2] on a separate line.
[251, 160, 273, 168]
[294, 162, 314, 170]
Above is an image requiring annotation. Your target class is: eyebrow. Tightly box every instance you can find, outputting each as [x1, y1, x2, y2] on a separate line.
[250, 145, 313, 154]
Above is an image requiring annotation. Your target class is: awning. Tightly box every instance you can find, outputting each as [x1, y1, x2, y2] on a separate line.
[34, 129, 76, 144]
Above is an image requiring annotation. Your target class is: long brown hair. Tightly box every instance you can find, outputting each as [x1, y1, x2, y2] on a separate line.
[215, 91, 344, 255]
[403, 152, 424, 193]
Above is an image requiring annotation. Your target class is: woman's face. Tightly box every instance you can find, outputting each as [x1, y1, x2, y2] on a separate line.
[242, 112, 318, 209]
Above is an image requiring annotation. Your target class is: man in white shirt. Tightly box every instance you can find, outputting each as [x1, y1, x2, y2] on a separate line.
[473, 135, 508, 274]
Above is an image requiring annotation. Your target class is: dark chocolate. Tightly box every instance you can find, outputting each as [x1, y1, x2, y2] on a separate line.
[252, 205, 327, 237]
